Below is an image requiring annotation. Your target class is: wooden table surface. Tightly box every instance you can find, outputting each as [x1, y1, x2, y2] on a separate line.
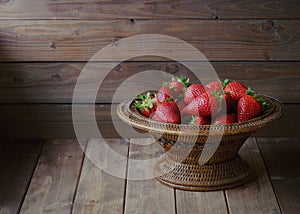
[0, 137, 299, 214]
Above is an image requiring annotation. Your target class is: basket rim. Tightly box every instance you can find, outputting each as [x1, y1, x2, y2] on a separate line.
[117, 93, 284, 137]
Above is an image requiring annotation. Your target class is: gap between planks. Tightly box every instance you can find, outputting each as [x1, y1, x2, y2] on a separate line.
[70, 141, 88, 214]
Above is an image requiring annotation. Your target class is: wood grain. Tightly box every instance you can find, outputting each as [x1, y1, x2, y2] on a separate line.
[0, 20, 299, 62]
[125, 138, 176, 214]
[0, 0, 299, 20]
[225, 138, 281, 213]
[0, 62, 299, 103]
[0, 139, 43, 214]
[72, 138, 128, 214]
[176, 190, 228, 214]
[257, 138, 300, 214]
[20, 139, 86, 214]
[0, 103, 298, 139]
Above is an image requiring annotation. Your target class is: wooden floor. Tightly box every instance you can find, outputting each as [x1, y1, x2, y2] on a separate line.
[0, 138, 299, 214]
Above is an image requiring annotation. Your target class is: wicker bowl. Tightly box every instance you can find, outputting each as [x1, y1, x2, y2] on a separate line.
[117, 93, 284, 191]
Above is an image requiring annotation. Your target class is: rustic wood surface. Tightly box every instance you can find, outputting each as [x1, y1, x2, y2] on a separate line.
[258, 138, 300, 214]
[0, 62, 299, 103]
[20, 139, 86, 214]
[125, 138, 175, 214]
[0, 20, 299, 62]
[73, 138, 128, 214]
[0, 139, 43, 214]
[0, 138, 298, 213]
[0, 104, 298, 138]
[225, 138, 281, 213]
[175, 190, 228, 214]
[0, 0, 299, 20]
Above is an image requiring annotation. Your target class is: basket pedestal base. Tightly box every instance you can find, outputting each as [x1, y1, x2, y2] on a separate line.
[154, 154, 250, 191]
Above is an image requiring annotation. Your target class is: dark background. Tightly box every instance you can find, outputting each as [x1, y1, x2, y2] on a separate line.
[0, 0, 299, 138]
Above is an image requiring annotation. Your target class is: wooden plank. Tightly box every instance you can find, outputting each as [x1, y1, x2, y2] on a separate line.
[72, 138, 128, 213]
[225, 138, 281, 213]
[0, 104, 125, 139]
[0, 103, 298, 139]
[0, 20, 299, 62]
[254, 104, 300, 138]
[176, 190, 228, 214]
[20, 139, 86, 213]
[0, 62, 299, 103]
[257, 138, 300, 214]
[0, 139, 43, 214]
[0, 0, 299, 20]
[125, 138, 176, 214]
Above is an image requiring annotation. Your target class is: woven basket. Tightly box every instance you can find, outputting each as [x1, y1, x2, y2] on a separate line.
[117, 93, 284, 191]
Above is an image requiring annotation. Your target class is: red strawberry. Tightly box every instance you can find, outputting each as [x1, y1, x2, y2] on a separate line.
[190, 116, 210, 125]
[168, 81, 183, 97]
[151, 101, 181, 124]
[220, 92, 235, 113]
[166, 76, 190, 97]
[205, 81, 222, 92]
[224, 80, 247, 101]
[151, 112, 161, 121]
[237, 95, 262, 122]
[156, 87, 174, 104]
[182, 92, 220, 117]
[184, 84, 206, 104]
[214, 113, 237, 125]
[135, 92, 157, 118]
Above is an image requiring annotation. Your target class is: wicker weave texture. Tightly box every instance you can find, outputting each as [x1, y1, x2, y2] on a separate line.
[117, 94, 283, 191]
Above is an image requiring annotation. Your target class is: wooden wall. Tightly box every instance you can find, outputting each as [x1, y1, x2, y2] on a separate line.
[0, 0, 299, 138]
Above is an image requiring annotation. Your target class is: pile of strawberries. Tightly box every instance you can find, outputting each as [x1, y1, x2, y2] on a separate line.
[135, 77, 269, 125]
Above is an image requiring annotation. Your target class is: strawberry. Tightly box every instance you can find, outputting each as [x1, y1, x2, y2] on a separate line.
[184, 84, 207, 104]
[182, 92, 220, 117]
[205, 81, 222, 92]
[156, 86, 174, 104]
[151, 112, 161, 121]
[237, 89, 269, 122]
[224, 79, 247, 101]
[190, 116, 210, 125]
[174, 76, 191, 87]
[214, 113, 237, 125]
[151, 101, 181, 124]
[135, 92, 157, 118]
[237, 95, 261, 122]
[166, 76, 190, 98]
[220, 92, 235, 113]
[168, 81, 183, 97]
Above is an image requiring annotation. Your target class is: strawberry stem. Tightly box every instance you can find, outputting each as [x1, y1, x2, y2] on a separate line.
[246, 88, 270, 111]
[162, 82, 169, 87]
[212, 90, 223, 113]
[246, 87, 256, 96]
[223, 79, 231, 87]
[173, 76, 191, 87]
[135, 92, 157, 111]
